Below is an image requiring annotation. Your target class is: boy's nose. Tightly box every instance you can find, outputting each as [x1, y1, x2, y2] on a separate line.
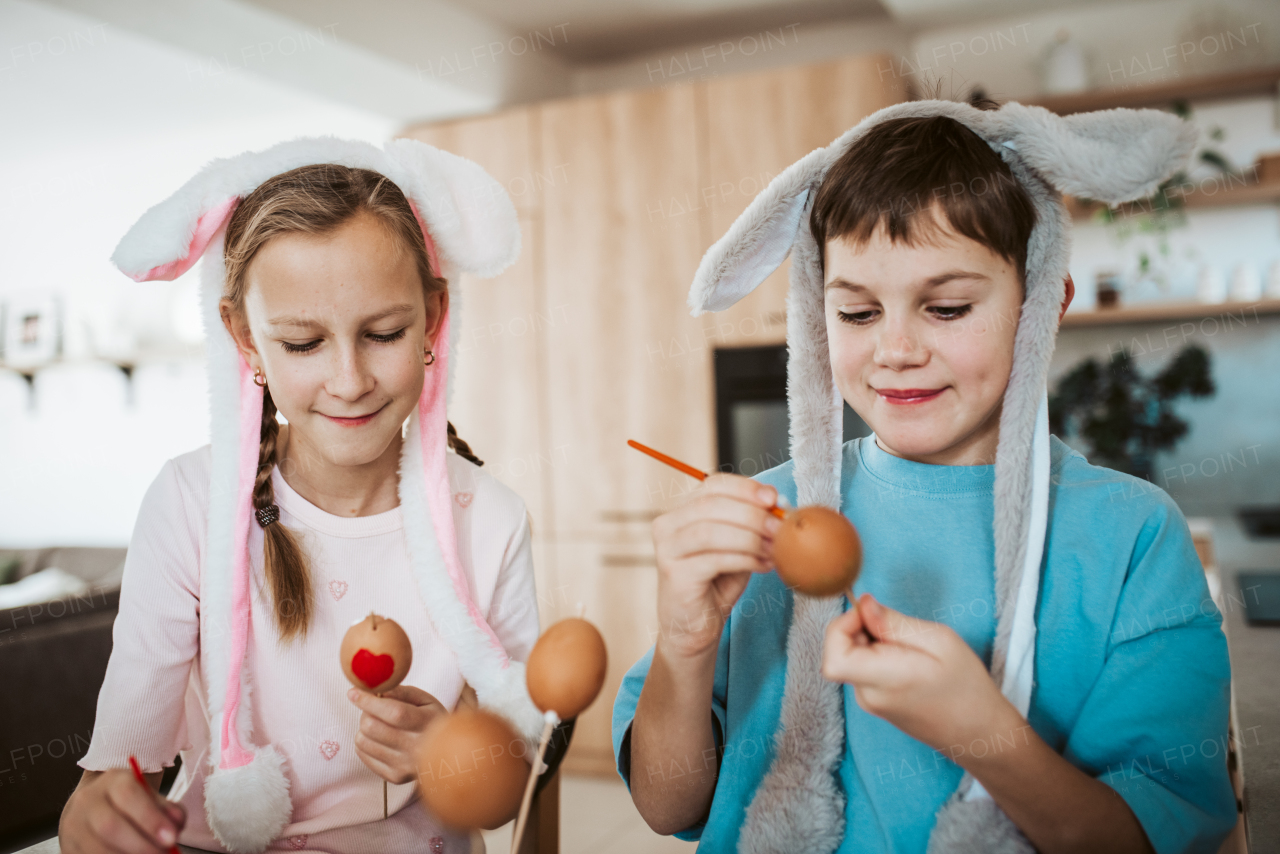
[873, 328, 930, 370]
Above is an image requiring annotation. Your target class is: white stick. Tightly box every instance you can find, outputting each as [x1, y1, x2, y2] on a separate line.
[510, 711, 558, 854]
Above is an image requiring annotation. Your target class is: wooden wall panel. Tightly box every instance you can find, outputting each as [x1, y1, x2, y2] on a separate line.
[698, 54, 908, 347]
[401, 108, 541, 213]
[538, 85, 715, 541]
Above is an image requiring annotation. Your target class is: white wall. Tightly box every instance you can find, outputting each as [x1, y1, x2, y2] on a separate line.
[0, 0, 396, 546]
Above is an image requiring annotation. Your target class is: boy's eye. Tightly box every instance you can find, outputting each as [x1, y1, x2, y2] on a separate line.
[928, 304, 973, 320]
[836, 308, 879, 326]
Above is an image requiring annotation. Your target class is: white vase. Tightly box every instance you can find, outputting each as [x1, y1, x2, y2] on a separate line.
[1266, 260, 1280, 299]
[1196, 264, 1227, 303]
[1228, 264, 1262, 301]
[1043, 30, 1089, 94]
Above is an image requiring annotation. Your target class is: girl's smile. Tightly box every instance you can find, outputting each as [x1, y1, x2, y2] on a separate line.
[322, 402, 389, 426]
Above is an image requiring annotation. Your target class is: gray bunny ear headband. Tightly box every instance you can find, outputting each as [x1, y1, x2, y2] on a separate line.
[689, 100, 1195, 853]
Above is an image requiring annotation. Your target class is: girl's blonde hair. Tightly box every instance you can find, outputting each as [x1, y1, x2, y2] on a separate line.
[222, 164, 482, 641]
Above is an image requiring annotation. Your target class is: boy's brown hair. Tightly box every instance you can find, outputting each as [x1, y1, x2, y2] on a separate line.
[810, 110, 1038, 284]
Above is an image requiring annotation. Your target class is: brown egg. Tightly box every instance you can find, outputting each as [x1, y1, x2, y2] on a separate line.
[772, 506, 863, 597]
[525, 617, 608, 720]
[340, 613, 413, 694]
[415, 708, 528, 829]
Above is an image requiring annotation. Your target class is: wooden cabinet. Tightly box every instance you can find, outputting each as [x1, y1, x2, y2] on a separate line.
[399, 53, 903, 772]
[539, 85, 714, 541]
[699, 56, 908, 347]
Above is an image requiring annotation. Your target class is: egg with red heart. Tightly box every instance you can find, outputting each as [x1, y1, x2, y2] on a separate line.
[340, 613, 413, 694]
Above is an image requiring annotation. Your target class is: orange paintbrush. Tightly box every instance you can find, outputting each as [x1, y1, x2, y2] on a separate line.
[627, 439, 787, 519]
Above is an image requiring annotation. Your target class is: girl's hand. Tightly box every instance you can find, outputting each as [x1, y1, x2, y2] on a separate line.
[348, 685, 447, 784]
[59, 769, 186, 854]
[822, 594, 1021, 754]
[651, 474, 781, 660]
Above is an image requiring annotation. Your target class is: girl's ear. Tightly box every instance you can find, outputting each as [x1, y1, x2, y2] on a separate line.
[424, 288, 449, 349]
[219, 299, 261, 369]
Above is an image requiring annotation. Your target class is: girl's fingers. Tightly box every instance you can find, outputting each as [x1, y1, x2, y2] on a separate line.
[353, 737, 411, 784]
[358, 711, 409, 750]
[100, 778, 177, 852]
[348, 691, 431, 732]
[379, 684, 442, 709]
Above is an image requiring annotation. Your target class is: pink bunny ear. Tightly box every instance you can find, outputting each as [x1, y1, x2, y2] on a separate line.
[122, 196, 239, 282]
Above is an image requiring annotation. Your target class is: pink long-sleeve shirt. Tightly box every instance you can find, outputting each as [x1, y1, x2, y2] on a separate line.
[80, 445, 540, 853]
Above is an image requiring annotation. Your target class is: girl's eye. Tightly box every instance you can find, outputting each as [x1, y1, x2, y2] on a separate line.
[929, 304, 972, 320]
[836, 309, 879, 326]
[369, 328, 408, 344]
[281, 340, 320, 354]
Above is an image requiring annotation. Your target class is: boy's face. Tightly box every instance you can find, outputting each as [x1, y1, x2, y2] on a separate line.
[823, 211, 1022, 466]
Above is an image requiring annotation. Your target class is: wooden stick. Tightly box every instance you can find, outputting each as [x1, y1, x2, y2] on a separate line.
[376, 691, 388, 820]
[511, 712, 557, 854]
[627, 439, 787, 519]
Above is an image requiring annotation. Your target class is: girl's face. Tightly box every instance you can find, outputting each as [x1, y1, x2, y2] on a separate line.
[224, 210, 444, 470]
[823, 214, 1023, 466]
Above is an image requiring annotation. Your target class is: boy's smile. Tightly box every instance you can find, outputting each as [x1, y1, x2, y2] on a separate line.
[823, 207, 1024, 467]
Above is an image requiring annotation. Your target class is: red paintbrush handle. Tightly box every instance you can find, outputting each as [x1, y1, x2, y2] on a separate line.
[128, 756, 181, 854]
[627, 439, 786, 519]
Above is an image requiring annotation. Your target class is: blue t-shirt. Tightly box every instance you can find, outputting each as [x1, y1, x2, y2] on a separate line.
[612, 436, 1235, 854]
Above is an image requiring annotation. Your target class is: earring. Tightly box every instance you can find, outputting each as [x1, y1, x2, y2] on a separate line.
[253, 368, 267, 387]
[424, 349, 435, 366]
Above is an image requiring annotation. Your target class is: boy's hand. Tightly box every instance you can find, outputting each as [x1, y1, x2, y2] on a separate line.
[822, 594, 1019, 753]
[60, 769, 186, 853]
[349, 685, 446, 784]
[651, 474, 781, 659]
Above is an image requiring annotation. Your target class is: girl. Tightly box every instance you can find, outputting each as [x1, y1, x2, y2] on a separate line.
[60, 139, 549, 854]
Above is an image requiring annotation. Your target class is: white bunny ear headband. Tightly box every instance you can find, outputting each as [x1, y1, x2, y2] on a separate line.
[112, 137, 543, 853]
[690, 101, 1195, 853]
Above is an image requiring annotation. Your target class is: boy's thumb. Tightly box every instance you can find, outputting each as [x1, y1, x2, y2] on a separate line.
[859, 594, 926, 645]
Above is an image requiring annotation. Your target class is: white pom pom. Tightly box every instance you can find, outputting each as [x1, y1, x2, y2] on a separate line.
[203, 747, 292, 853]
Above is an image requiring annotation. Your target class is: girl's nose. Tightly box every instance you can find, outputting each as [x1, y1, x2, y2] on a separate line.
[326, 344, 376, 400]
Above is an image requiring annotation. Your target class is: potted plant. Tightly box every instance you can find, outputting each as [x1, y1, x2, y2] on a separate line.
[1049, 344, 1215, 480]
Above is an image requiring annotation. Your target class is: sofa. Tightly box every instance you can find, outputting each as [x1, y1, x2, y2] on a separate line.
[0, 547, 125, 844]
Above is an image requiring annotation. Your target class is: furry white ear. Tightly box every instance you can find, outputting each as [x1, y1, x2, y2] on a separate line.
[688, 147, 830, 315]
[998, 103, 1197, 205]
[383, 138, 520, 279]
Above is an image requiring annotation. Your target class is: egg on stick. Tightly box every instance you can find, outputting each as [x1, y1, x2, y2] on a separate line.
[510, 615, 608, 854]
[628, 440, 863, 600]
[340, 613, 413, 818]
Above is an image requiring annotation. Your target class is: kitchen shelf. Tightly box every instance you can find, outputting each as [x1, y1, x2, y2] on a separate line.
[1067, 178, 1280, 219]
[1028, 64, 1280, 115]
[1060, 298, 1280, 328]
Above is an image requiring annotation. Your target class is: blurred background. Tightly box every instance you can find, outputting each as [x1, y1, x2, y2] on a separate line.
[2, 0, 1279, 851]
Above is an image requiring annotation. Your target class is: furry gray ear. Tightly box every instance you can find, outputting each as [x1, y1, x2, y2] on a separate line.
[997, 102, 1197, 205]
[688, 147, 830, 315]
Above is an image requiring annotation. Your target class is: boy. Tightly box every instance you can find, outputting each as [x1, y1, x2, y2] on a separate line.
[612, 101, 1236, 853]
